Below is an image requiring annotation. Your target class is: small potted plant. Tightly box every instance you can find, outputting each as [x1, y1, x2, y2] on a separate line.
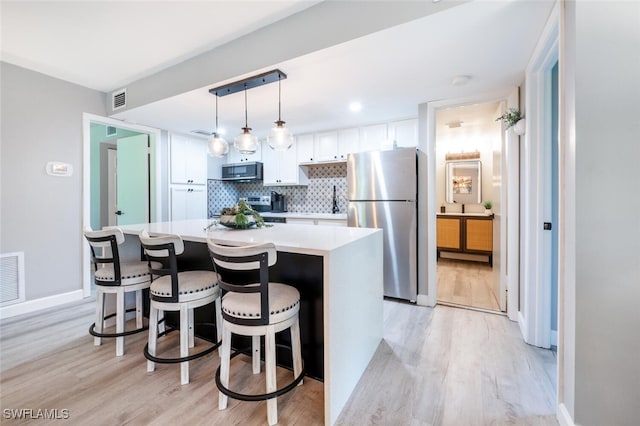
[219, 199, 268, 229]
[495, 108, 525, 134]
[483, 201, 493, 215]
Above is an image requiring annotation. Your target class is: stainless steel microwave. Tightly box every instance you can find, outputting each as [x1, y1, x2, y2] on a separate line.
[221, 162, 263, 181]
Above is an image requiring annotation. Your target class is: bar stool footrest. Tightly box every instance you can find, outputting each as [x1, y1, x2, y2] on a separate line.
[89, 308, 149, 338]
[143, 322, 221, 364]
[215, 344, 305, 402]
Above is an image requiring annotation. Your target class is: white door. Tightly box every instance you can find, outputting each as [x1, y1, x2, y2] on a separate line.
[107, 148, 118, 226]
[116, 134, 149, 225]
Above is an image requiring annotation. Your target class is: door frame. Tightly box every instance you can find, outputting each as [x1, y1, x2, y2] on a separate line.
[421, 87, 520, 321]
[81, 113, 162, 297]
[518, 2, 560, 349]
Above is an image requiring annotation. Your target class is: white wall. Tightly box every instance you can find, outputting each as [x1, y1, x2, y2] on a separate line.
[0, 62, 106, 301]
[107, 1, 461, 115]
[562, 1, 640, 424]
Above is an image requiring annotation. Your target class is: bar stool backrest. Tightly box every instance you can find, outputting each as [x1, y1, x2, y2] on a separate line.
[139, 230, 185, 303]
[207, 241, 277, 326]
[84, 227, 125, 286]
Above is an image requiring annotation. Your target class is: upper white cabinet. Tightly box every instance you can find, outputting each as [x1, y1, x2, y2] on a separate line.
[296, 134, 315, 163]
[314, 131, 339, 162]
[359, 124, 388, 152]
[262, 141, 309, 186]
[388, 118, 418, 148]
[227, 142, 262, 164]
[337, 128, 359, 160]
[170, 133, 207, 184]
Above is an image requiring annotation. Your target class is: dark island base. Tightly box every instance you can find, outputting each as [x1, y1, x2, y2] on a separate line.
[160, 241, 325, 381]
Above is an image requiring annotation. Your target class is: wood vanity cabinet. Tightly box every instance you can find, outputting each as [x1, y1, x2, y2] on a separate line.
[436, 214, 494, 266]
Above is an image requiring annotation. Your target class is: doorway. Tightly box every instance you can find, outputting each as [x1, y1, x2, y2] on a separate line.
[81, 113, 162, 297]
[434, 101, 505, 313]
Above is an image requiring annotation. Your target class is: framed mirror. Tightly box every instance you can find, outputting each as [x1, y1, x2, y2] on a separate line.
[445, 160, 482, 204]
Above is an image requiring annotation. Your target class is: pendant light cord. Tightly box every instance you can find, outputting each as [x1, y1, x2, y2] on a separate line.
[278, 74, 282, 122]
[215, 94, 219, 131]
[244, 85, 248, 128]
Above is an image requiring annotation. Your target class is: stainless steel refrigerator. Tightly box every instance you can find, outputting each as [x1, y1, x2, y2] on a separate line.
[347, 147, 418, 302]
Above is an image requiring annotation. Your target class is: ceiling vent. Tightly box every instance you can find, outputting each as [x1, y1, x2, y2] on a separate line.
[106, 126, 117, 137]
[191, 130, 213, 137]
[112, 88, 127, 111]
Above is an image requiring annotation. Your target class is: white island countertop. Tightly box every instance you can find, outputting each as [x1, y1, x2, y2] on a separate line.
[116, 219, 371, 256]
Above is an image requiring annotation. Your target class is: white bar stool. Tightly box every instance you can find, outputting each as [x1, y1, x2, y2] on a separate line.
[208, 241, 304, 426]
[139, 230, 222, 385]
[84, 227, 157, 357]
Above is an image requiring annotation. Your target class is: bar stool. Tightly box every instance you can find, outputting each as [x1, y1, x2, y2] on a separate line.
[208, 241, 304, 426]
[84, 227, 157, 356]
[139, 230, 222, 385]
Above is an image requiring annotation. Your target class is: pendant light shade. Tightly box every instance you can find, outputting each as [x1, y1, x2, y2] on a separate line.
[267, 74, 294, 151]
[208, 134, 229, 157]
[234, 87, 258, 154]
[208, 95, 229, 157]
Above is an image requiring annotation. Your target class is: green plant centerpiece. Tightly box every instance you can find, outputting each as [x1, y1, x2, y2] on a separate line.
[495, 108, 523, 129]
[483, 201, 493, 210]
[219, 199, 268, 229]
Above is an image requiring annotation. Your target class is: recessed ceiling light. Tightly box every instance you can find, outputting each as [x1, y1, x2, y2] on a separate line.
[349, 102, 362, 112]
[451, 75, 471, 86]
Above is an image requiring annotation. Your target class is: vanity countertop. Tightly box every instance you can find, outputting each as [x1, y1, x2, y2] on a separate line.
[437, 212, 494, 217]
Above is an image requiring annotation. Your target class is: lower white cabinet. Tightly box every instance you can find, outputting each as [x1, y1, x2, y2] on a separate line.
[170, 186, 207, 221]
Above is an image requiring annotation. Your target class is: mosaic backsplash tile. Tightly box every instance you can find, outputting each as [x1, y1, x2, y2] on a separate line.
[208, 163, 348, 217]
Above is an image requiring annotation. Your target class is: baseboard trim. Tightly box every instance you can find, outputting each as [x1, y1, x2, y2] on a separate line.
[557, 403, 576, 426]
[416, 294, 432, 306]
[0, 290, 84, 320]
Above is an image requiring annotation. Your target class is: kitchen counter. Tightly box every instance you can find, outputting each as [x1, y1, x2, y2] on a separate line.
[261, 212, 347, 221]
[115, 219, 383, 425]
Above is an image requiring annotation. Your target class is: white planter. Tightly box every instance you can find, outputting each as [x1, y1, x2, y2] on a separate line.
[513, 119, 526, 135]
[485, 209, 492, 215]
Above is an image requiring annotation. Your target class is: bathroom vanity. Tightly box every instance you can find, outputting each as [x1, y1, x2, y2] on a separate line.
[436, 213, 494, 266]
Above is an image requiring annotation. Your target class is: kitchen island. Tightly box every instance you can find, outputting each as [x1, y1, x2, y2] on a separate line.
[115, 219, 383, 425]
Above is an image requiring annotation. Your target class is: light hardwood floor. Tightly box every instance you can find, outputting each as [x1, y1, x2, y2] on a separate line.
[1, 298, 556, 425]
[437, 258, 501, 312]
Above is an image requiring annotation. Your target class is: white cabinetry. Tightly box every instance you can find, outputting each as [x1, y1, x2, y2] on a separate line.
[360, 124, 388, 152]
[262, 141, 309, 186]
[170, 186, 207, 220]
[337, 128, 359, 160]
[170, 133, 207, 184]
[314, 131, 338, 162]
[388, 118, 418, 147]
[170, 133, 208, 220]
[227, 142, 262, 164]
[296, 134, 315, 163]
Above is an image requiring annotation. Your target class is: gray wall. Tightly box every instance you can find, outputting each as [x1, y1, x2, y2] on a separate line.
[0, 62, 106, 300]
[568, 1, 640, 424]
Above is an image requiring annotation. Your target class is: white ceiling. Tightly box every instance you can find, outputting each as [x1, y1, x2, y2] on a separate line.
[1, 0, 555, 140]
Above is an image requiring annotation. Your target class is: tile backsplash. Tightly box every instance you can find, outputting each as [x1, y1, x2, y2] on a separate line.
[208, 163, 348, 217]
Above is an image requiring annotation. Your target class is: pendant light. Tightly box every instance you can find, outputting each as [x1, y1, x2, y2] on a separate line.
[234, 86, 258, 154]
[267, 73, 294, 151]
[208, 94, 229, 157]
